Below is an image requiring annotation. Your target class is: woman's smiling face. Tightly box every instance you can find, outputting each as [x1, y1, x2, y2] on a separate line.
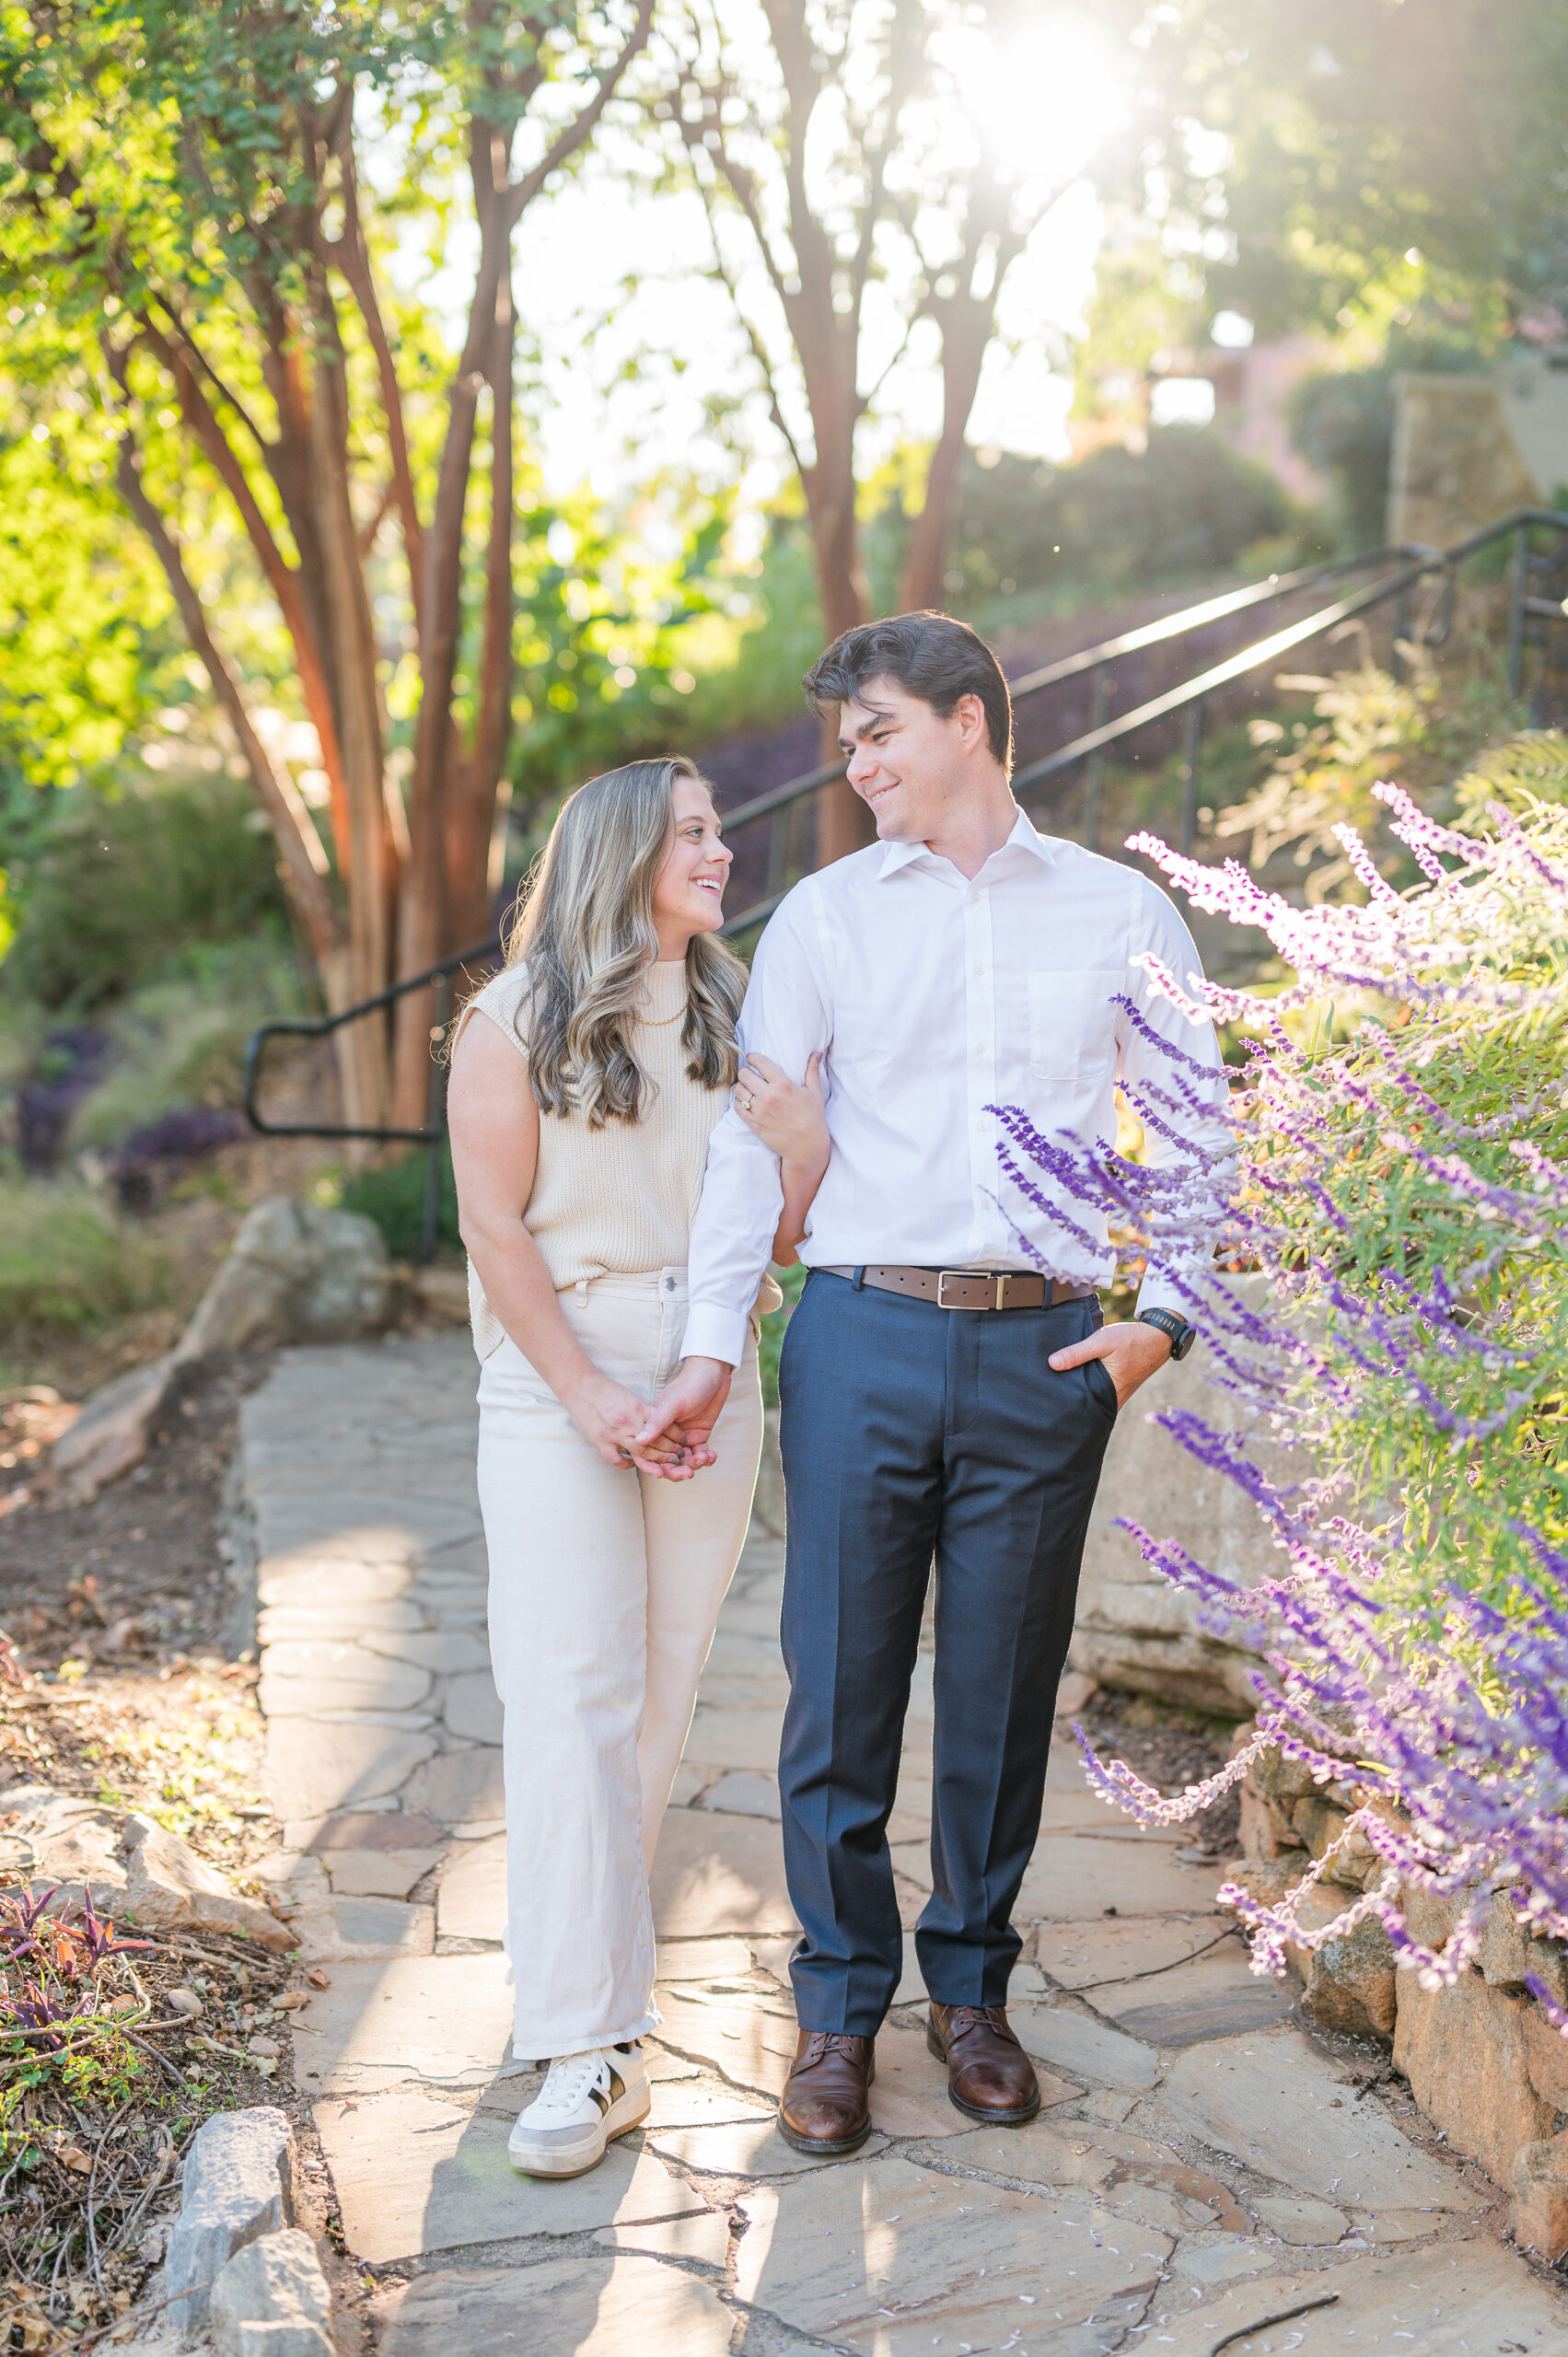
[651, 775, 732, 956]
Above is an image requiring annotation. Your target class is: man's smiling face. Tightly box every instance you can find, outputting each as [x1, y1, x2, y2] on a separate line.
[838, 676, 988, 843]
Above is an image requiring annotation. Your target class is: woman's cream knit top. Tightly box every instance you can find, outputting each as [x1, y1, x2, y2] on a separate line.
[464, 957, 733, 1360]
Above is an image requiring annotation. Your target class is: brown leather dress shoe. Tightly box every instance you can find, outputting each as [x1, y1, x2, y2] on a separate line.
[927, 2003, 1040, 2123]
[777, 2029, 876, 2155]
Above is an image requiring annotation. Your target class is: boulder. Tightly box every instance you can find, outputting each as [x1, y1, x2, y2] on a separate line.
[165, 2107, 296, 2338]
[1249, 1744, 1322, 1806]
[49, 1356, 177, 1504]
[210, 2226, 334, 2357]
[1520, 2002, 1568, 2111]
[11, 1791, 130, 1915]
[1287, 1894, 1397, 2039]
[401, 1264, 470, 1327]
[1291, 1794, 1381, 1892]
[1512, 2133, 1568, 2262]
[1238, 1783, 1305, 1863]
[47, 1198, 391, 1499]
[1069, 1277, 1295, 1715]
[1222, 1855, 1309, 1910]
[1392, 1967, 1557, 2187]
[120, 1814, 294, 1952]
[175, 1197, 391, 1362]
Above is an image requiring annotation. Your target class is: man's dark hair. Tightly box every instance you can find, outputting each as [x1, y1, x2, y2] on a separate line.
[801, 610, 1013, 772]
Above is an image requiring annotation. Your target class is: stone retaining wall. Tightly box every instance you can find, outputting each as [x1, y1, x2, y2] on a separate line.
[1228, 1734, 1568, 2259]
[1070, 1278, 1292, 1716]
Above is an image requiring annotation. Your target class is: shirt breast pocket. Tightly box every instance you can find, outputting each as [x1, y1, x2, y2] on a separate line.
[1028, 970, 1123, 1088]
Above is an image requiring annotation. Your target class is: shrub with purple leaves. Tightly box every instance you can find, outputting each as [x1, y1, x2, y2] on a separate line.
[994, 734, 1568, 1984]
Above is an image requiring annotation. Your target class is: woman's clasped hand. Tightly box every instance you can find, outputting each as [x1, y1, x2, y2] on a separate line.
[560, 1363, 712, 1475]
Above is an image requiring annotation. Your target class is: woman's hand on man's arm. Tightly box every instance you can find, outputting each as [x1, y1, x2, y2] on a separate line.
[735, 1051, 829, 1263]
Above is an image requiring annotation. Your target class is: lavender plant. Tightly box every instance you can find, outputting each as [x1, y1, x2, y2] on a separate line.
[996, 735, 1568, 1985]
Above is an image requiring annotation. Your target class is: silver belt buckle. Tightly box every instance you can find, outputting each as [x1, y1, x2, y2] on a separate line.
[935, 1268, 1004, 1310]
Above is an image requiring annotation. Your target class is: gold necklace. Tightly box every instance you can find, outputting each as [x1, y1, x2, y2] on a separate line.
[639, 1001, 688, 1027]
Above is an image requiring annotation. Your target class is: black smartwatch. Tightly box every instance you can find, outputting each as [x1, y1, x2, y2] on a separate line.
[1135, 1306, 1197, 1361]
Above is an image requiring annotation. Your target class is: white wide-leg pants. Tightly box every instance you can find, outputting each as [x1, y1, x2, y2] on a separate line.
[476, 1268, 762, 2060]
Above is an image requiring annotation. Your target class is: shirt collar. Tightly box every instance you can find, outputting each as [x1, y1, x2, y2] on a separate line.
[876, 804, 1059, 882]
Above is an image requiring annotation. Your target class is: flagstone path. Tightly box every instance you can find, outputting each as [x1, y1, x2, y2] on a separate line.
[242, 1339, 1567, 2354]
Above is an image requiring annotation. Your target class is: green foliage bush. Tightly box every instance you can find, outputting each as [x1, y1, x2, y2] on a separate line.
[66, 938, 305, 1152]
[0, 1180, 168, 1347]
[871, 428, 1300, 621]
[338, 1144, 462, 1263]
[2, 765, 289, 1012]
[759, 1260, 807, 1411]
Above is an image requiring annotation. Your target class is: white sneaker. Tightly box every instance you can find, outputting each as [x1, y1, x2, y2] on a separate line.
[507, 2044, 650, 2178]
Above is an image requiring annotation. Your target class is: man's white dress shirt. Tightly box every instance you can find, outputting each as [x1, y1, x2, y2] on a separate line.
[680, 808, 1229, 1368]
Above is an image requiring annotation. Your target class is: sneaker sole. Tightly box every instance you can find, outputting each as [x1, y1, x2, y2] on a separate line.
[925, 2026, 1040, 2125]
[508, 2085, 651, 2179]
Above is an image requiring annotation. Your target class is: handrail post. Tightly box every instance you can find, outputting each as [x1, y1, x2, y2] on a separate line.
[1508, 519, 1530, 696]
[1391, 583, 1411, 682]
[1179, 697, 1204, 856]
[421, 972, 453, 1265]
[1082, 668, 1111, 853]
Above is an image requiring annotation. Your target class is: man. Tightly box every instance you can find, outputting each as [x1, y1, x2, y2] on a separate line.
[640, 611, 1227, 2154]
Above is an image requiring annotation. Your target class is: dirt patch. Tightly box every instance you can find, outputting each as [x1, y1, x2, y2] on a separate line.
[0, 1353, 280, 1884]
[0, 1344, 344, 2352]
[1070, 1689, 1243, 1858]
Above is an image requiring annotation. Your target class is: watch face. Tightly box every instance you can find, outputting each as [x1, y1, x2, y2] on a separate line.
[1172, 1324, 1196, 1361]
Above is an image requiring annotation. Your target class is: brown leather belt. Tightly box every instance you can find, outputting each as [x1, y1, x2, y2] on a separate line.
[817, 1265, 1097, 1313]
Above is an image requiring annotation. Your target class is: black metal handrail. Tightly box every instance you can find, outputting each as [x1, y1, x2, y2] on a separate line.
[246, 503, 1568, 1251]
[713, 507, 1568, 931]
[243, 935, 503, 1260]
[713, 543, 1413, 848]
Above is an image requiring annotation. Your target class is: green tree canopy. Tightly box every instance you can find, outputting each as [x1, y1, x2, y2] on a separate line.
[1108, 0, 1568, 348]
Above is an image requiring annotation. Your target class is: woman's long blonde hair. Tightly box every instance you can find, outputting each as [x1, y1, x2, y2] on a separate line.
[499, 757, 745, 1127]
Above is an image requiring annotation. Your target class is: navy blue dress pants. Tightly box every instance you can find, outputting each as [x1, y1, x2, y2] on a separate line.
[776, 1269, 1117, 2036]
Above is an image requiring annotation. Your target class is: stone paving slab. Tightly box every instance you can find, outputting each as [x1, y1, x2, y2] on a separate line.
[238, 1340, 1567, 2355]
[370, 2249, 734, 2353]
[650, 2116, 891, 2176]
[263, 1724, 437, 1824]
[1140, 2240, 1568, 2354]
[434, 1831, 506, 1941]
[648, 1807, 797, 1938]
[317, 2090, 708, 2263]
[1011, 2001, 1164, 2089]
[1161, 2028, 1471, 2212]
[292, 1954, 515, 2094]
[733, 2154, 1175, 2354]
[320, 1846, 442, 1899]
[1101, 1949, 1301, 2048]
[402, 1747, 505, 1827]
[1013, 1833, 1226, 1919]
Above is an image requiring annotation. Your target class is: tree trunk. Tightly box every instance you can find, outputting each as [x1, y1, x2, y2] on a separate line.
[803, 402, 876, 865]
[445, 272, 516, 955]
[899, 421, 968, 616]
[304, 286, 394, 1120]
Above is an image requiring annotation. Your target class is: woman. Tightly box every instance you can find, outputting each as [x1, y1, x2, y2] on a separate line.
[447, 756, 826, 2180]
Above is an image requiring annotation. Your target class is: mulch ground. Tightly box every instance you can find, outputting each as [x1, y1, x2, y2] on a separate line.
[1074, 1687, 1244, 1857]
[0, 1349, 350, 2353]
[0, 1356, 283, 1883]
